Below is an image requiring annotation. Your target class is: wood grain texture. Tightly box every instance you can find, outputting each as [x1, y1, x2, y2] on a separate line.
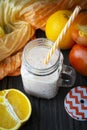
[0, 30, 87, 130]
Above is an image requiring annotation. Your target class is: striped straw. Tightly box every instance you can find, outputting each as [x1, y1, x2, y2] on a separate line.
[44, 6, 81, 64]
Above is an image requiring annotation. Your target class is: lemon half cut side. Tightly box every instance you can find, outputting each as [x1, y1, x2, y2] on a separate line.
[0, 89, 32, 130]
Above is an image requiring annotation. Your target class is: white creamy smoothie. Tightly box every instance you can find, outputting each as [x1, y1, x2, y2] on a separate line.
[21, 38, 63, 99]
[26, 46, 58, 69]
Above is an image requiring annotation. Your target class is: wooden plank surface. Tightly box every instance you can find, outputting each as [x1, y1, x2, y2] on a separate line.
[0, 30, 87, 130]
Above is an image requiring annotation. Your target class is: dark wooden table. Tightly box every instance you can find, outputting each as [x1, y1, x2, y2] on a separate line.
[0, 30, 87, 130]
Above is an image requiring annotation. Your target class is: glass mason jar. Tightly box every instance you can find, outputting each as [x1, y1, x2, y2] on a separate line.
[21, 38, 76, 99]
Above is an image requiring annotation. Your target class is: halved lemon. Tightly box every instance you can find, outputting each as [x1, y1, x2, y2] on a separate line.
[0, 89, 32, 130]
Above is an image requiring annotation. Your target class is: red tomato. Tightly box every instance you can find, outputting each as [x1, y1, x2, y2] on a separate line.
[69, 44, 87, 76]
[71, 24, 87, 46]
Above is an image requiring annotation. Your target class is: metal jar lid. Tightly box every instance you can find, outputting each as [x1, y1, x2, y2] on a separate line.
[64, 86, 87, 121]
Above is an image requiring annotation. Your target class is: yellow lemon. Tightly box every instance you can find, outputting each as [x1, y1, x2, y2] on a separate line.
[0, 89, 32, 130]
[45, 10, 75, 50]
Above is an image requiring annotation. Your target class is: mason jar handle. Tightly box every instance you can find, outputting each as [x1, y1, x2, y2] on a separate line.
[59, 64, 76, 87]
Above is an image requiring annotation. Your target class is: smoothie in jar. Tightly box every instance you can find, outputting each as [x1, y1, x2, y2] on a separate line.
[21, 38, 63, 99]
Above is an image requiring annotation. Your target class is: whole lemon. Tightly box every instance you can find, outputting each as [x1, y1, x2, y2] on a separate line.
[45, 10, 75, 50]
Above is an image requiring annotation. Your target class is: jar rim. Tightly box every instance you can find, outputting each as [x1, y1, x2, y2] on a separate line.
[23, 38, 62, 76]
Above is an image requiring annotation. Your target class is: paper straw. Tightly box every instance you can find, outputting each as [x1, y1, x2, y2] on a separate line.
[44, 6, 81, 64]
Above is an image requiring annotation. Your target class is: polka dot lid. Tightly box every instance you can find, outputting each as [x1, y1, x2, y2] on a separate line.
[64, 86, 87, 121]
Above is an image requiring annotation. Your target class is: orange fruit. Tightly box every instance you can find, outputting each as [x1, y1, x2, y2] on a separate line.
[45, 10, 75, 50]
[0, 89, 32, 130]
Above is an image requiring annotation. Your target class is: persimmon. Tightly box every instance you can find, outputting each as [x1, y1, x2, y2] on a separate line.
[69, 44, 87, 76]
[71, 10, 87, 46]
[71, 24, 87, 46]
